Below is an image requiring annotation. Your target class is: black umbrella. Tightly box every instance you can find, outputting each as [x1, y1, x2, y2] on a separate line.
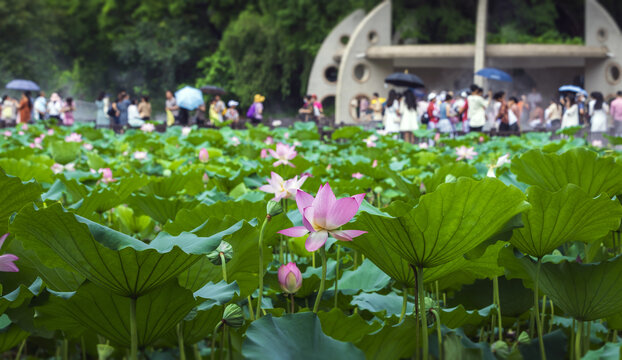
[385, 72, 425, 88]
[200, 85, 226, 95]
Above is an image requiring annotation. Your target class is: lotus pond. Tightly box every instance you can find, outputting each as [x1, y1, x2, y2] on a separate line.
[0, 122, 621, 360]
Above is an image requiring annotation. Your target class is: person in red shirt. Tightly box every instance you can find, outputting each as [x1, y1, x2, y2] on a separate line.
[427, 92, 438, 129]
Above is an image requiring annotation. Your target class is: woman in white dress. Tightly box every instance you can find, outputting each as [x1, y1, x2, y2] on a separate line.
[399, 91, 418, 143]
[383, 90, 401, 134]
[589, 91, 609, 132]
[561, 96, 579, 129]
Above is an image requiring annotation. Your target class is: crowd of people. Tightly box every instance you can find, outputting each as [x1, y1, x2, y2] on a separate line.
[352, 85, 622, 142]
[0, 91, 75, 126]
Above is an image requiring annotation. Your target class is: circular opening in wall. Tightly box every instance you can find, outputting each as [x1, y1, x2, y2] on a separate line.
[597, 28, 608, 42]
[353, 63, 370, 83]
[324, 66, 338, 83]
[606, 62, 621, 85]
[340, 35, 350, 45]
[368, 31, 379, 44]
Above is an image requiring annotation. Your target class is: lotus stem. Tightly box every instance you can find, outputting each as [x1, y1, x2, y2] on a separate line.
[574, 320, 583, 360]
[256, 216, 269, 318]
[430, 309, 442, 360]
[194, 343, 202, 360]
[570, 319, 575, 360]
[490, 313, 496, 344]
[290, 294, 295, 314]
[130, 297, 138, 360]
[334, 245, 341, 308]
[413, 265, 421, 360]
[15, 338, 26, 360]
[353, 250, 358, 269]
[247, 296, 255, 321]
[613, 330, 618, 343]
[177, 323, 186, 360]
[313, 247, 327, 313]
[534, 259, 546, 360]
[219, 326, 225, 360]
[399, 286, 408, 323]
[211, 322, 222, 360]
[279, 235, 284, 265]
[541, 295, 547, 332]
[62, 337, 68, 360]
[417, 265, 429, 360]
[493, 276, 503, 341]
[219, 253, 228, 283]
[81, 336, 86, 360]
[227, 326, 233, 360]
[548, 299, 554, 333]
[585, 321, 591, 355]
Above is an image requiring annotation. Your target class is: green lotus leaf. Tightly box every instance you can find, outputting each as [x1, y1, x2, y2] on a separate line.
[0, 158, 53, 184]
[511, 148, 622, 197]
[36, 281, 197, 347]
[355, 316, 419, 360]
[0, 171, 42, 234]
[11, 203, 242, 297]
[318, 308, 382, 343]
[0, 278, 43, 314]
[0, 315, 29, 353]
[49, 140, 81, 164]
[582, 343, 622, 360]
[517, 329, 568, 360]
[351, 292, 415, 317]
[423, 162, 477, 192]
[355, 177, 529, 268]
[332, 127, 363, 140]
[242, 313, 364, 360]
[128, 193, 199, 224]
[142, 171, 202, 198]
[330, 259, 391, 295]
[439, 304, 495, 329]
[506, 251, 622, 321]
[510, 184, 622, 258]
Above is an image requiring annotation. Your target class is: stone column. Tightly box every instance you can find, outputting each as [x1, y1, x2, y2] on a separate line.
[473, 0, 488, 87]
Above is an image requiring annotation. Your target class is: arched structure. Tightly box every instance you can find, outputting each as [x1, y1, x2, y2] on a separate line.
[335, 1, 392, 125]
[306, 9, 365, 104]
[585, 0, 622, 98]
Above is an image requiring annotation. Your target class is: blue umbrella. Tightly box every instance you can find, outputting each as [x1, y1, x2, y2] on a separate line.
[558, 85, 588, 96]
[475, 68, 512, 82]
[6, 79, 40, 91]
[175, 86, 204, 110]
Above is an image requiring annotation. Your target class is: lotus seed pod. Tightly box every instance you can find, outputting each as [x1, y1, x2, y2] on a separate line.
[222, 304, 244, 328]
[266, 200, 283, 217]
[207, 241, 233, 265]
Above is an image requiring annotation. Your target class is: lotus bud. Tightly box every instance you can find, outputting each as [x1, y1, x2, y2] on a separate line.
[491, 340, 509, 359]
[163, 169, 172, 177]
[518, 331, 530, 344]
[199, 148, 209, 163]
[97, 344, 115, 360]
[202, 172, 209, 183]
[207, 241, 233, 265]
[266, 200, 282, 218]
[278, 262, 302, 294]
[222, 304, 244, 328]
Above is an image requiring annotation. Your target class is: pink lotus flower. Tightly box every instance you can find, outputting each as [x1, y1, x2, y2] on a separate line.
[133, 151, 148, 160]
[265, 136, 274, 145]
[18, 131, 24, 136]
[487, 153, 511, 178]
[418, 142, 429, 149]
[29, 142, 42, 149]
[278, 262, 302, 294]
[284, 132, 290, 139]
[83, 143, 93, 151]
[352, 172, 363, 179]
[479, 136, 485, 143]
[181, 127, 192, 136]
[278, 184, 367, 252]
[326, 164, 332, 171]
[141, 123, 155, 132]
[260, 148, 268, 159]
[269, 143, 297, 167]
[202, 172, 209, 183]
[434, 133, 441, 141]
[99, 168, 115, 183]
[51, 163, 75, 174]
[455, 146, 478, 161]
[20, 124, 28, 131]
[199, 148, 209, 163]
[259, 172, 308, 202]
[47, 129, 54, 135]
[0, 234, 19, 272]
[363, 135, 378, 147]
[65, 133, 82, 142]
[231, 136, 240, 146]
[3, 131, 11, 137]
[372, 159, 378, 168]
[592, 140, 603, 148]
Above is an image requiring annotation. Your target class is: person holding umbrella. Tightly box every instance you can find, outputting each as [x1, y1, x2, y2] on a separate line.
[17, 91, 32, 125]
[561, 95, 579, 129]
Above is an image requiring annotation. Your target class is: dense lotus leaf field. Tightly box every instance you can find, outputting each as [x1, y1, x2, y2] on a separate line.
[0, 122, 621, 360]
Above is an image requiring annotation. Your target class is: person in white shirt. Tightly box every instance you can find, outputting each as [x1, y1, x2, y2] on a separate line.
[47, 93, 62, 121]
[588, 91, 609, 132]
[466, 86, 489, 132]
[127, 98, 144, 127]
[561, 96, 579, 129]
[383, 90, 401, 134]
[33, 91, 47, 120]
[399, 90, 418, 143]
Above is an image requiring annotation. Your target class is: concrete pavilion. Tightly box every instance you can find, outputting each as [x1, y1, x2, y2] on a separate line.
[307, 0, 622, 125]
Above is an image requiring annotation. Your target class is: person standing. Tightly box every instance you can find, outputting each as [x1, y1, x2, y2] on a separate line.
[117, 93, 130, 126]
[47, 93, 62, 122]
[247, 94, 264, 125]
[128, 99, 144, 127]
[545, 98, 563, 129]
[426, 92, 438, 129]
[466, 86, 488, 132]
[561, 96, 579, 129]
[95, 92, 109, 128]
[1, 95, 17, 125]
[588, 92, 608, 133]
[399, 91, 418, 143]
[225, 100, 240, 125]
[61, 97, 75, 126]
[499, 96, 520, 132]
[437, 93, 454, 134]
[383, 90, 400, 134]
[17, 91, 32, 124]
[165, 90, 179, 124]
[138, 96, 152, 120]
[371, 92, 384, 126]
[610, 91, 622, 136]
[213, 95, 225, 122]
[33, 91, 46, 121]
